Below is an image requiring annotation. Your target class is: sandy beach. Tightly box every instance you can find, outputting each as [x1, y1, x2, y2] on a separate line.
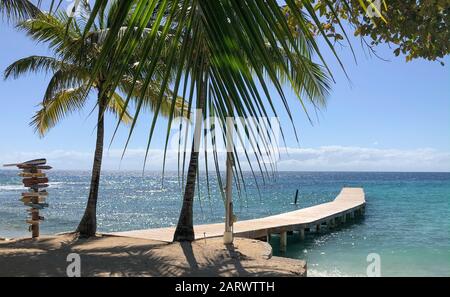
[1, 0, 448, 281]
[0, 234, 306, 277]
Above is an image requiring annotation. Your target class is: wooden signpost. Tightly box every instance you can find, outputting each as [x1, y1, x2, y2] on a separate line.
[3, 158, 52, 239]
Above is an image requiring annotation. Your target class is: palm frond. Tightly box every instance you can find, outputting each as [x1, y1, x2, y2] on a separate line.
[83, 0, 338, 189]
[16, 11, 81, 58]
[31, 85, 90, 136]
[43, 64, 90, 102]
[4, 55, 61, 79]
[108, 92, 133, 124]
[119, 75, 188, 118]
[0, 0, 41, 22]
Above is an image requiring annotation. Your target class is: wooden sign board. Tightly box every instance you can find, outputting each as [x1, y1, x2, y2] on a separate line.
[21, 158, 46, 166]
[3, 158, 52, 239]
[21, 191, 48, 197]
[24, 203, 49, 209]
[18, 165, 52, 170]
[21, 197, 46, 204]
[26, 215, 44, 221]
[18, 172, 46, 178]
[4, 158, 47, 167]
[30, 184, 49, 189]
[22, 177, 49, 184]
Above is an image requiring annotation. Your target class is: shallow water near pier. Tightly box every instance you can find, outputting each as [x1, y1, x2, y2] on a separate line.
[1, 170, 449, 276]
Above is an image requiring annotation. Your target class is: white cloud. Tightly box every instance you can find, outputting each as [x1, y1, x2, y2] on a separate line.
[1, 146, 449, 172]
[277, 146, 450, 172]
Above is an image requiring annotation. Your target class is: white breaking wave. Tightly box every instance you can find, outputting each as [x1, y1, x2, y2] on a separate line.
[0, 185, 25, 191]
[307, 268, 362, 277]
[0, 182, 64, 191]
[47, 182, 64, 188]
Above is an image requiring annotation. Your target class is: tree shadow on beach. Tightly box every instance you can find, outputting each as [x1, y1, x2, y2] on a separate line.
[0, 234, 304, 277]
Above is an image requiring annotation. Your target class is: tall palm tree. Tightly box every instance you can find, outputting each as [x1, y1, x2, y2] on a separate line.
[4, 1, 185, 237]
[50, 0, 344, 241]
[171, 2, 330, 241]
[87, 1, 332, 242]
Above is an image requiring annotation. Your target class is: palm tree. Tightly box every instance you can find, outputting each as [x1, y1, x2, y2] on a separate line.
[38, 1, 343, 241]
[87, 1, 332, 242]
[4, 1, 185, 237]
[171, 3, 331, 241]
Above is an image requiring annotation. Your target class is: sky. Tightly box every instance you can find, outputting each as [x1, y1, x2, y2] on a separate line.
[0, 8, 449, 172]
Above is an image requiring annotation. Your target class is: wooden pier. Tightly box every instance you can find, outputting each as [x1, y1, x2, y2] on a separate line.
[112, 187, 365, 251]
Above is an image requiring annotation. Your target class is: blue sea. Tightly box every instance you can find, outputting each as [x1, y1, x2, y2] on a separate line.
[1, 170, 449, 276]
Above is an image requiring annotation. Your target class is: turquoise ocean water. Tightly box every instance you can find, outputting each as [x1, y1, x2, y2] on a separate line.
[1, 170, 449, 276]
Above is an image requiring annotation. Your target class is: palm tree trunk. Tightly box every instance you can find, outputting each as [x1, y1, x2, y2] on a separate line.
[172, 141, 198, 241]
[76, 92, 106, 237]
[173, 76, 206, 242]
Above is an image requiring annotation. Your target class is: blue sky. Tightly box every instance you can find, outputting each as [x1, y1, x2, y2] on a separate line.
[0, 14, 449, 171]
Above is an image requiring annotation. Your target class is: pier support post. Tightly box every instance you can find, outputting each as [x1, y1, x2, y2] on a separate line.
[342, 214, 346, 223]
[349, 211, 355, 219]
[299, 228, 305, 240]
[266, 231, 271, 242]
[223, 119, 234, 245]
[328, 218, 335, 229]
[280, 231, 287, 252]
[316, 224, 321, 232]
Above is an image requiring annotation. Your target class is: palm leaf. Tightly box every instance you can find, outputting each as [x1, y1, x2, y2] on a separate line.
[108, 92, 133, 124]
[3, 55, 62, 79]
[0, 0, 41, 22]
[82, 0, 337, 194]
[31, 85, 90, 136]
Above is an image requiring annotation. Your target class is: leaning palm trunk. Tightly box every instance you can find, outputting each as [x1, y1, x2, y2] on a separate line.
[173, 77, 207, 242]
[77, 93, 106, 237]
[173, 142, 198, 241]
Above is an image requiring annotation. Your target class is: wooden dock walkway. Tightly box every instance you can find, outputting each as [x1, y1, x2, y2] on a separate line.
[112, 187, 365, 250]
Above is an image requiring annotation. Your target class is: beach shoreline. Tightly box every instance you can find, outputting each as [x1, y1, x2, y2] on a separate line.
[0, 233, 306, 277]
[2, 171, 449, 276]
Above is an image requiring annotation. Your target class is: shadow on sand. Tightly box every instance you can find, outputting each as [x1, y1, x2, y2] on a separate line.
[0, 234, 305, 277]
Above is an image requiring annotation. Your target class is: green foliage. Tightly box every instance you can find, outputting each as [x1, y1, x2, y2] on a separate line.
[285, 0, 450, 63]
[3, 2, 185, 136]
[0, 0, 41, 21]
[81, 1, 336, 191]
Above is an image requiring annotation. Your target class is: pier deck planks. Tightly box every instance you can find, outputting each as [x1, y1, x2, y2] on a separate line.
[111, 187, 365, 242]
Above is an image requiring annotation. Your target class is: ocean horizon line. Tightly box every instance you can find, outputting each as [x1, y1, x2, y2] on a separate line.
[1, 169, 449, 174]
